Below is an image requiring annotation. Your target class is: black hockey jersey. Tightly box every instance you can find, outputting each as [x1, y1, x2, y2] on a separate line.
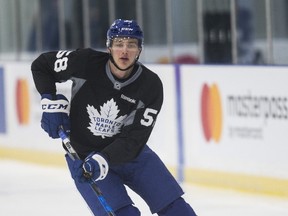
[31, 48, 163, 165]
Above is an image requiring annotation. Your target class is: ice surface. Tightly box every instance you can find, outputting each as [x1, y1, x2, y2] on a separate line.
[1, 160, 288, 216]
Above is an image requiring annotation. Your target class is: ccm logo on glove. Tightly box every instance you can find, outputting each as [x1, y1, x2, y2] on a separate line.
[41, 98, 70, 113]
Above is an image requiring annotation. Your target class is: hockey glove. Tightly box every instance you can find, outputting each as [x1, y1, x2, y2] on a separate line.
[41, 94, 70, 138]
[71, 153, 109, 183]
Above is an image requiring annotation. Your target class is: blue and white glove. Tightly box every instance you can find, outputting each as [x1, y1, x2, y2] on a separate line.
[71, 153, 109, 183]
[41, 94, 70, 138]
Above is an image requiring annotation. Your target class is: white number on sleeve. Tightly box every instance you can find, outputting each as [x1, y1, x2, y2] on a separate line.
[141, 108, 158, 127]
[54, 50, 72, 72]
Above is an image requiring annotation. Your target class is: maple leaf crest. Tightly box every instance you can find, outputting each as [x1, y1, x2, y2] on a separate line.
[87, 98, 127, 138]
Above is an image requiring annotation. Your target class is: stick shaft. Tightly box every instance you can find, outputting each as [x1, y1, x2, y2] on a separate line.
[58, 127, 115, 216]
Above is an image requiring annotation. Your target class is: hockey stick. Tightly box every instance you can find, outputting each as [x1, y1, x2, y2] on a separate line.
[58, 127, 116, 216]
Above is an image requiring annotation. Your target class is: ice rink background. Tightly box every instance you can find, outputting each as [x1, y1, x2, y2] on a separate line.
[1, 160, 288, 216]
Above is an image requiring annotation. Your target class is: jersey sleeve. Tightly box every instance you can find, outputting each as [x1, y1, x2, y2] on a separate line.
[31, 49, 90, 95]
[102, 73, 164, 165]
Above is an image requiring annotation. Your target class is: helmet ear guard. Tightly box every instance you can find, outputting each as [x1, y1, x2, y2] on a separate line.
[106, 19, 144, 48]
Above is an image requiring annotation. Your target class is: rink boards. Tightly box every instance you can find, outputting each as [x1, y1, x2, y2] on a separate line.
[0, 62, 288, 197]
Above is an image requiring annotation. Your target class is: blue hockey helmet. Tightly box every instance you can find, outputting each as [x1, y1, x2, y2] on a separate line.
[106, 19, 144, 48]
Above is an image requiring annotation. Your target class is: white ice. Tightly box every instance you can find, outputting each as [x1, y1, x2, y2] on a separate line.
[1, 160, 288, 216]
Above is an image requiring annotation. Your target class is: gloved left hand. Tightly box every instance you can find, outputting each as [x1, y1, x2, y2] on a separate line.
[72, 153, 109, 183]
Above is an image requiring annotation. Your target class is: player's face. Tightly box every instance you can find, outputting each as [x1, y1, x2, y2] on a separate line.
[109, 37, 141, 74]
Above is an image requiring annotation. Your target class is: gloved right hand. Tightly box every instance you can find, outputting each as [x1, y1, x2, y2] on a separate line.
[67, 152, 109, 183]
[41, 94, 70, 138]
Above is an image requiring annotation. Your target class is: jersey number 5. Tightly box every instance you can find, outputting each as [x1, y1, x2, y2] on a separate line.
[54, 50, 71, 72]
[141, 108, 158, 127]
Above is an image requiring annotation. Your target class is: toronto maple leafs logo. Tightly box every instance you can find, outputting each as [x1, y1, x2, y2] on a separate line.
[87, 98, 127, 138]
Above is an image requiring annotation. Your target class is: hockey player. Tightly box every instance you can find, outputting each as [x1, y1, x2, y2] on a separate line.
[31, 19, 197, 216]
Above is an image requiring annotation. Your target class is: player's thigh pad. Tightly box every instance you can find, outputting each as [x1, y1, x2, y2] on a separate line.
[65, 154, 133, 215]
[112, 146, 184, 214]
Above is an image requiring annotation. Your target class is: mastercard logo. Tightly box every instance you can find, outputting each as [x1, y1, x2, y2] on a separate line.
[16, 79, 30, 125]
[200, 83, 222, 142]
